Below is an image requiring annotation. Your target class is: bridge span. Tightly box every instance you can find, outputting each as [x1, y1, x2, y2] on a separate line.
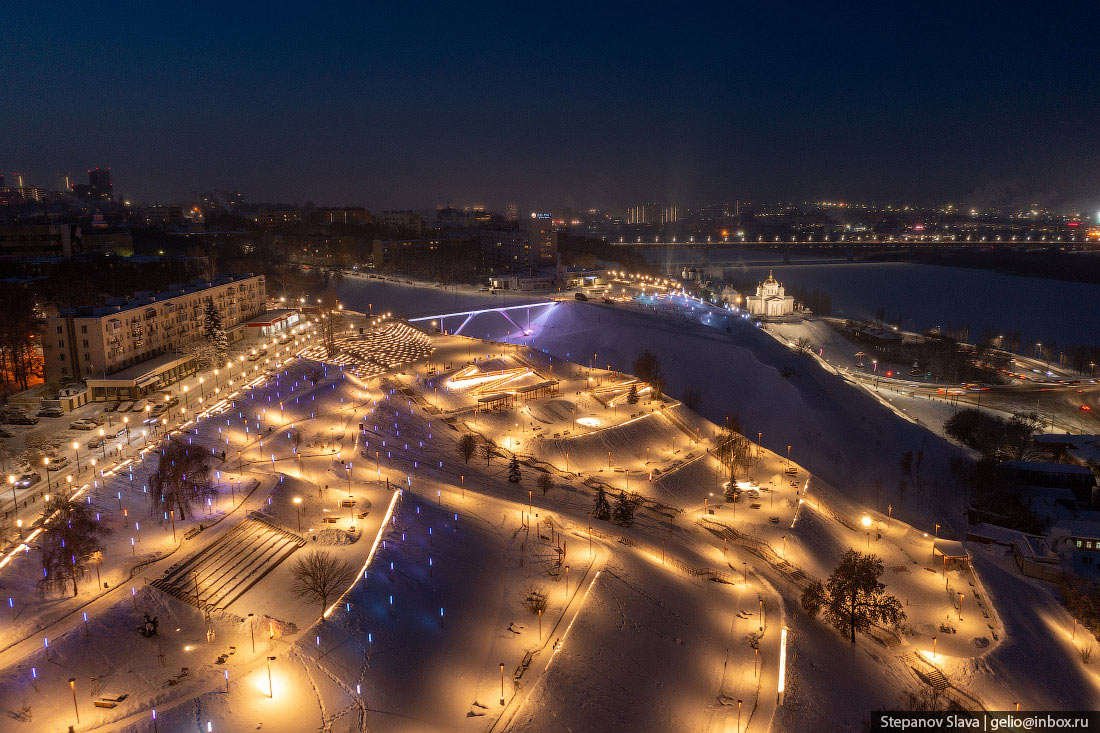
[407, 300, 559, 335]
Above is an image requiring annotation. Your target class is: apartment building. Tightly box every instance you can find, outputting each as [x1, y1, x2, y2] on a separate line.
[43, 274, 266, 401]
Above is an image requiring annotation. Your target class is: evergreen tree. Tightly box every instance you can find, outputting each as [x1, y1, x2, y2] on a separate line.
[592, 487, 612, 521]
[626, 383, 639, 404]
[612, 490, 636, 527]
[202, 297, 228, 363]
[508, 454, 522, 483]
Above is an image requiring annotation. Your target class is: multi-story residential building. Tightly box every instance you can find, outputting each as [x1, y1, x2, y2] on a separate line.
[42, 274, 266, 401]
[0, 223, 80, 259]
[479, 215, 558, 274]
[310, 207, 372, 225]
[377, 210, 424, 232]
[246, 209, 302, 229]
[371, 239, 440, 269]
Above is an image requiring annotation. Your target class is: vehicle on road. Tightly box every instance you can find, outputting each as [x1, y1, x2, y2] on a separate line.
[37, 406, 64, 418]
[70, 418, 97, 430]
[15, 472, 40, 487]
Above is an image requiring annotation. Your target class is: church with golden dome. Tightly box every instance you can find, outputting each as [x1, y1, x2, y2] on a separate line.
[745, 271, 795, 317]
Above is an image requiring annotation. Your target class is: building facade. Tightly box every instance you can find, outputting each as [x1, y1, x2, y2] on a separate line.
[43, 274, 266, 397]
[0, 223, 78, 258]
[745, 271, 795, 317]
[480, 216, 558, 274]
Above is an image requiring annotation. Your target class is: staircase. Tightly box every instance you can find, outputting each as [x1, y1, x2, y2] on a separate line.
[150, 517, 305, 612]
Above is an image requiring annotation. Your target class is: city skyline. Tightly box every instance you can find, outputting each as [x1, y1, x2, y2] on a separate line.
[4, 2, 1098, 211]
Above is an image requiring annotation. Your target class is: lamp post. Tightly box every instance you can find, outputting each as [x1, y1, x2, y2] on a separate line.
[8, 474, 15, 515]
[44, 457, 52, 493]
[72, 442, 81, 472]
[98, 428, 107, 461]
[293, 497, 302, 533]
[861, 515, 872, 550]
[248, 613, 255, 652]
[68, 676, 80, 723]
[267, 656, 276, 698]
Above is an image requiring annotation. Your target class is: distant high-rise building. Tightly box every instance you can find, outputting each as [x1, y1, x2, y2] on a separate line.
[480, 213, 558, 274]
[628, 204, 663, 225]
[660, 206, 679, 224]
[505, 203, 518, 221]
[57, 174, 72, 193]
[88, 167, 112, 199]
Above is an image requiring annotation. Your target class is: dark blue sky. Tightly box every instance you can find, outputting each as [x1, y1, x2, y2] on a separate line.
[4, 2, 1097, 211]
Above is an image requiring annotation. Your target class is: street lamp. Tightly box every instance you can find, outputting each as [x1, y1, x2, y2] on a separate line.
[72, 441, 81, 471]
[43, 457, 52, 492]
[267, 656, 276, 698]
[69, 677, 80, 724]
[293, 497, 302, 532]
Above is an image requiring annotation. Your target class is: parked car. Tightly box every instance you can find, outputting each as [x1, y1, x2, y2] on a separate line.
[36, 406, 64, 418]
[45, 457, 69, 472]
[6, 413, 39, 425]
[86, 436, 105, 449]
[70, 418, 97, 430]
[0, 427, 12, 438]
[150, 404, 168, 416]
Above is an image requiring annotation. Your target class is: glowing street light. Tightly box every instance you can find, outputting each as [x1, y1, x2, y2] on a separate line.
[69, 677, 80, 723]
[267, 656, 276, 698]
[293, 496, 303, 532]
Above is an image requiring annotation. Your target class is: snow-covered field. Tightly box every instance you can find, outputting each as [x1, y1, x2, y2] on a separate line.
[1, 282, 1097, 732]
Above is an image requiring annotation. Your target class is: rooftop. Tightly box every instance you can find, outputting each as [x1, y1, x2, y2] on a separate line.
[58, 273, 260, 318]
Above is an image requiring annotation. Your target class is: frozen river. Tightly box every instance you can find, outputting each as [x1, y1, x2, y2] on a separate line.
[644, 247, 1100, 348]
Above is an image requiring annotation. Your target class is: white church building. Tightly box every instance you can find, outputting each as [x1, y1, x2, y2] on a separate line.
[745, 271, 796, 317]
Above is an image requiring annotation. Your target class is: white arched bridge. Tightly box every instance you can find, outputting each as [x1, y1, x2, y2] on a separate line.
[408, 300, 558, 336]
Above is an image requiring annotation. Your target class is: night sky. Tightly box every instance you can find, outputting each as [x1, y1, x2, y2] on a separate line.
[4, 2, 1097, 210]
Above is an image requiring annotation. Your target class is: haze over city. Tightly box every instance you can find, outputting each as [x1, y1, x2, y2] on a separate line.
[5, 1, 1100, 210]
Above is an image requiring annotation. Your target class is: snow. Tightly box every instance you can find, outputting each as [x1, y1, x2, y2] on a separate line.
[2, 279, 1098, 731]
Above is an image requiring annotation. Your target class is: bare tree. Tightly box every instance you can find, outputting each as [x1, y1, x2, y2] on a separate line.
[318, 291, 345, 359]
[21, 431, 53, 469]
[522, 584, 548, 615]
[481, 439, 499, 467]
[537, 472, 553, 496]
[290, 550, 356, 618]
[802, 550, 905, 643]
[150, 438, 217, 522]
[457, 434, 477, 464]
[714, 417, 753, 484]
[37, 495, 111, 597]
